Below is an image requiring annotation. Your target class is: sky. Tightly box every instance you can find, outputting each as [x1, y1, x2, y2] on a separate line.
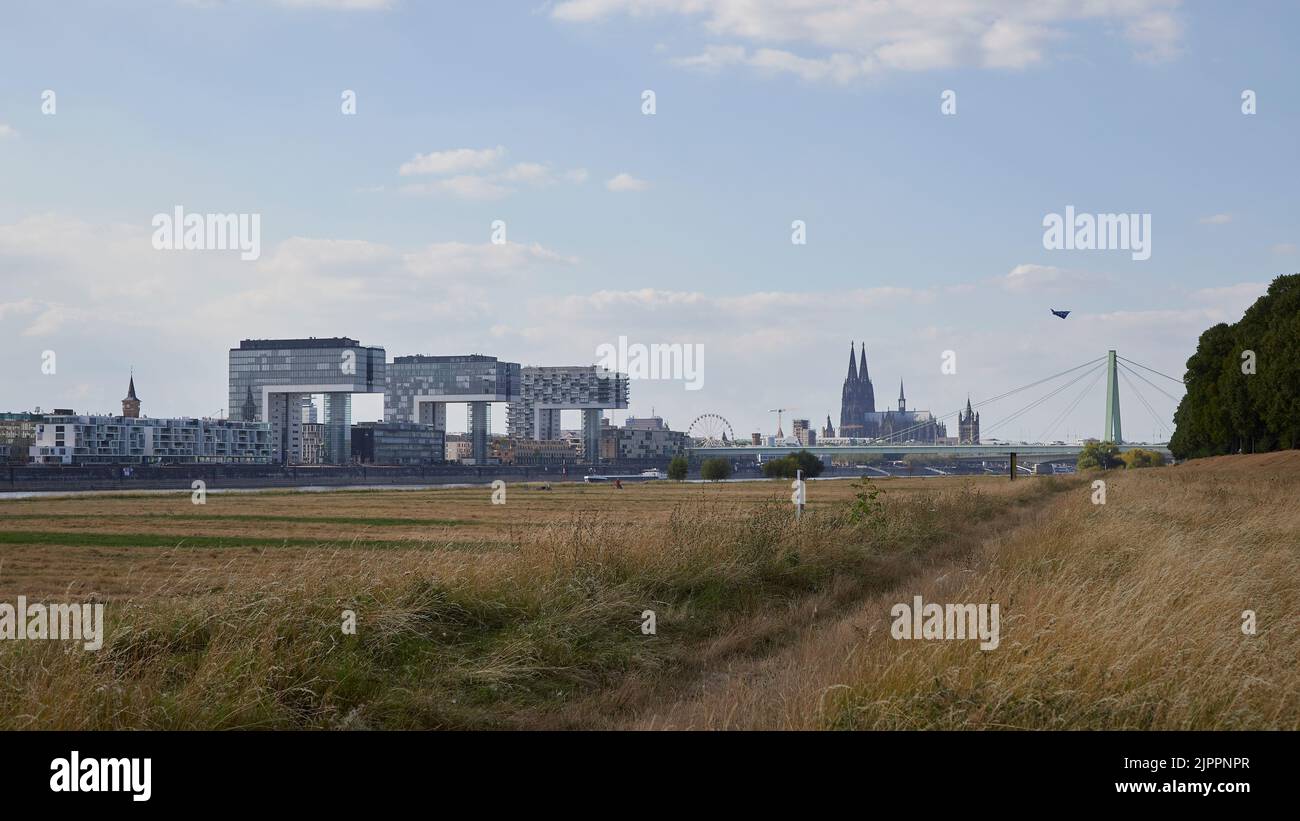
[1, 0, 1297, 442]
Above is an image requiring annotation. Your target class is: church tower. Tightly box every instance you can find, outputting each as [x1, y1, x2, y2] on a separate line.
[122, 373, 141, 418]
[241, 385, 258, 422]
[859, 345, 876, 414]
[958, 396, 980, 444]
[839, 342, 864, 437]
[898, 379, 906, 412]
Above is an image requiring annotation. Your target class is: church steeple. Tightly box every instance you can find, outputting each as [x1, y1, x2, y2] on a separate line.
[122, 371, 141, 418]
[859, 345, 869, 381]
[898, 378, 906, 412]
[846, 342, 858, 381]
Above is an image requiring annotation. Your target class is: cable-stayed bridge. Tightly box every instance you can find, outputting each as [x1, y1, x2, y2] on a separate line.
[688, 350, 1183, 468]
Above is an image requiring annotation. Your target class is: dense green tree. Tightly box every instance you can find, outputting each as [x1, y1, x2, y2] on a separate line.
[700, 458, 733, 481]
[667, 454, 689, 481]
[1170, 274, 1300, 458]
[762, 450, 825, 479]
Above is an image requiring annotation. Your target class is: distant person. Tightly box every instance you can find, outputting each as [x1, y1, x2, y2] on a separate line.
[614, 479, 623, 490]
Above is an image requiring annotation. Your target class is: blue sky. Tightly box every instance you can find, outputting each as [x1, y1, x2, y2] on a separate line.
[2, 0, 1297, 442]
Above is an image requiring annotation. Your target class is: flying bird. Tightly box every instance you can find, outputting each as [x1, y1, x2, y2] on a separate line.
[1050, 309, 1071, 319]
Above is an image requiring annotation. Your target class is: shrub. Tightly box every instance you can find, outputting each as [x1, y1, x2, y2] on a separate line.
[700, 458, 733, 481]
[667, 454, 689, 481]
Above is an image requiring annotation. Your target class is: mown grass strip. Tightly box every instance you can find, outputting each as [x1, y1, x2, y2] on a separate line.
[0, 513, 474, 527]
[0, 530, 504, 551]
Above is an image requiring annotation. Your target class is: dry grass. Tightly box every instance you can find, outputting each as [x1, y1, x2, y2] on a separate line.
[618, 453, 1300, 730]
[1, 457, 1293, 731]
[0, 475, 1036, 729]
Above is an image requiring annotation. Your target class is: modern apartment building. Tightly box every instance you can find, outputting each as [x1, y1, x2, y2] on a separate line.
[385, 354, 520, 466]
[599, 416, 689, 460]
[506, 366, 629, 463]
[229, 337, 385, 465]
[28, 415, 273, 464]
[0, 412, 42, 464]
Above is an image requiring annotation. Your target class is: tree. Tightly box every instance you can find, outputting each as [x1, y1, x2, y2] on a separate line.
[1170, 274, 1300, 458]
[1077, 441, 1122, 470]
[700, 458, 733, 481]
[1121, 448, 1165, 469]
[667, 454, 689, 481]
[762, 450, 825, 479]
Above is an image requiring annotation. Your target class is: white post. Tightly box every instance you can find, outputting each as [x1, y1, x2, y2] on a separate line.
[792, 468, 807, 520]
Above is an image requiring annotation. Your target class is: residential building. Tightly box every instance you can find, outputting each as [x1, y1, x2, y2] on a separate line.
[28, 415, 273, 464]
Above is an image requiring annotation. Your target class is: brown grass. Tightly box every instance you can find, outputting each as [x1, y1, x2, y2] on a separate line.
[612, 454, 1300, 730]
[0, 458, 1293, 731]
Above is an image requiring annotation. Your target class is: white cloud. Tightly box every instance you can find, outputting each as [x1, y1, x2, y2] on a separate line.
[401, 175, 512, 200]
[606, 172, 650, 192]
[0, 124, 17, 139]
[556, 0, 1186, 83]
[395, 147, 586, 199]
[997, 263, 1105, 293]
[1270, 242, 1296, 255]
[399, 146, 506, 177]
[1199, 213, 1232, 225]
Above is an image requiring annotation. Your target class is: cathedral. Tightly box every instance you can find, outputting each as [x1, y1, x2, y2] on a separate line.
[837, 342, 949, 444]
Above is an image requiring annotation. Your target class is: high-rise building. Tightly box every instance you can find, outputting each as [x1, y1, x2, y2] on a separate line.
[792, 418, 812, 445]
[228, 337, 385, 465]
[385, 354, 520, 466]
[506, 366, 629, 464]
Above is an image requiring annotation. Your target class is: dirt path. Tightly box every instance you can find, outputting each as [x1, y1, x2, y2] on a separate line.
[528, 482, 1073, 729]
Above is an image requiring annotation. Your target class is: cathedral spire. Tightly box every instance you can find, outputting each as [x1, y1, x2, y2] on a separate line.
[846, 342, 858, 381]
[898, 378, 905, 411]
[859, 345, 869, 382]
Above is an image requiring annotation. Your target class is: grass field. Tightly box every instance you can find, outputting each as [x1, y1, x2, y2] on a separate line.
[0, 458, 1295, 730]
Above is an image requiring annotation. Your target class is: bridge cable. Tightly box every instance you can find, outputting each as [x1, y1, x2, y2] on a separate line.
[1117, 355, 1186, 386]
[1118, 360, 1183, 405]
[871, 356, 1107, 443]
[1038, 364, 1107, 443]
[1118, 366, 1172, 440]
[981, 361, 1107, 439]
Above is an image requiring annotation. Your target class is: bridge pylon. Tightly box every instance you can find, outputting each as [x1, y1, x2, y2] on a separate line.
[1103, 349, 1123, 444]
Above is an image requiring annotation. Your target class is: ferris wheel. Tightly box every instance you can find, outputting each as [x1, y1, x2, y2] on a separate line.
[688, 413, 735, 446]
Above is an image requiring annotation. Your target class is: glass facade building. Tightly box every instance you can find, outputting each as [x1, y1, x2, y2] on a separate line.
[228, 337, 385, 464]
[385, 355, 520, 465]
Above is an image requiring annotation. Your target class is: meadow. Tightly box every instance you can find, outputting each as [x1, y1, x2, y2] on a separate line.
[0, 457, 1294, 730]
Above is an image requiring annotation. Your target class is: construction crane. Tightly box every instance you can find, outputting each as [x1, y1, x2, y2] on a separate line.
[768, 407, 796, 438]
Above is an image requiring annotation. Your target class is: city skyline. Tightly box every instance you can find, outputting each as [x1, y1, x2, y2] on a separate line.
[2, 2, 1297, 440]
